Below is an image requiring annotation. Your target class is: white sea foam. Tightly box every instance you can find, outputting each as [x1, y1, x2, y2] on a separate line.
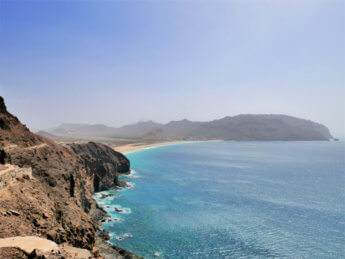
[113, 205, 132, 214]
[115, 233, 133, 241]
[125, 169, 141, 178]
[126, 182, 135, 189]
[154, 251, 162, 257]
[108, 231, 116, 239]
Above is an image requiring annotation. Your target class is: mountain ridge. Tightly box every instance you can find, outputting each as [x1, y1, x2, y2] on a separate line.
[44, 114, 333, 141]
[46, 121, 163, 138]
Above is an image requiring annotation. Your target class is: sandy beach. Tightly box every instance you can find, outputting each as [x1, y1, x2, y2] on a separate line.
[113, 141, 194, 154]
[113, 140, 219, 154]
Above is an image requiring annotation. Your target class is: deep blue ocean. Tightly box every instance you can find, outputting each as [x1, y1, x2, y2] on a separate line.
[95, 141, 345, 258]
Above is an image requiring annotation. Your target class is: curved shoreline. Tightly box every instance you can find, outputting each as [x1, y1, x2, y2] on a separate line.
[97, 140, 221, 257]
[97, 142, 209, 257]
[114, 140, 222, 155]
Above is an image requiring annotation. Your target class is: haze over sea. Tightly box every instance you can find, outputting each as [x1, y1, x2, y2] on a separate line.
[96, 141, 345, 258]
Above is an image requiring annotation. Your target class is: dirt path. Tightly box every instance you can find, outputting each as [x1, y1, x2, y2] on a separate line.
[0, 236, 58, 254]
[23, 143, 48, 150]
[3, 143, 48, 152]
[0, 164, 17, 176]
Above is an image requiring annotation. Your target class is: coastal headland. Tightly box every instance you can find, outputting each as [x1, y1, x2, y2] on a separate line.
[0, 96, 141, 258]
[0, 93, 337, 258]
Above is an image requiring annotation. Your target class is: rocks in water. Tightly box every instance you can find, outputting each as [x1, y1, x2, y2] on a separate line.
[106, 217, 122, 223]
[114, 207, 123, 213]
[113, 206, 131, 214]
[116, 233, 133, 241]
[126, 182, 135, 189]
[117, 180, 128, 188]
[100, 193, 114, 199]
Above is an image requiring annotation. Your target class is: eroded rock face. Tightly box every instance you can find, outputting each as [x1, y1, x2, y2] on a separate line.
[69, 142, 130, 191]
[0, 96, 130, 252]
[69, 142, 130, 174]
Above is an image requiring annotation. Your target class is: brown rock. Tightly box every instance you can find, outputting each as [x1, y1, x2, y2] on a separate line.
[16, 177, 25, 183]
[22, 174, 31, 180]
[46, 229, 57, 241]
[9, 210, 20, 216]
[0, 96, 136, 256]
[92, 246, 100, 257]
[0, 247, 28, 258]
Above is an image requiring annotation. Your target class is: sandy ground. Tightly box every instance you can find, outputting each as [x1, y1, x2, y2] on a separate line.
[0, 236, 92, 258]
[0, 236, 58, 254]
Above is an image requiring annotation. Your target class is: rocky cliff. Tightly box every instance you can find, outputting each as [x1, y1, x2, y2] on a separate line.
[69, 142, 130, 191]
[0, 96, 138, 258]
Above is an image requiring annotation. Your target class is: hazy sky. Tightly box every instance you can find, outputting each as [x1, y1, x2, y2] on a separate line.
[0, 0, 344, 137]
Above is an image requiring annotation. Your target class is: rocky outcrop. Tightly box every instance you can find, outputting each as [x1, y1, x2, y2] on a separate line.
[0, 96, 137, 257]
[69, 142, 130, 191]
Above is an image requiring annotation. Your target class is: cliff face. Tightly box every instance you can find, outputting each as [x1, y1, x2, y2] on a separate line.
[69, 142, 130, 191]
[0, 96, 130, 256]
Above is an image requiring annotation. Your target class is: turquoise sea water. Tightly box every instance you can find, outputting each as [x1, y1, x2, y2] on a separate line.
[95, 141, 345, 258]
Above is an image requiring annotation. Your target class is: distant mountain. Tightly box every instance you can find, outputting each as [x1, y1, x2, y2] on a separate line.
[36, 130, 59, 139]
[35, 130, 72, 142]
[45, 115, 332, 141]
[46, 121, 162, 138]
[47, 123, 116, 137]
[110, 121, 163, 137]
[143, 119, 203, 140]
[142, 115, 332, 141]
